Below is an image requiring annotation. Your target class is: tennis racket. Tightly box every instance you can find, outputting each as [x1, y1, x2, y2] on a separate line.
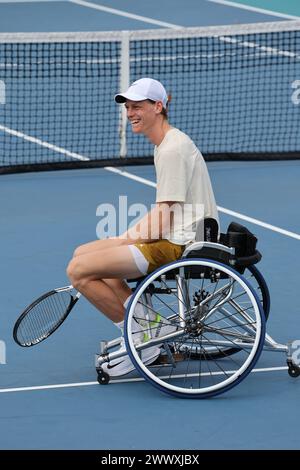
[13, 286, 81, 347]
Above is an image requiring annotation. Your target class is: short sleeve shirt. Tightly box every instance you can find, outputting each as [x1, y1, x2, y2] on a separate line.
[154, 128, 218, 244]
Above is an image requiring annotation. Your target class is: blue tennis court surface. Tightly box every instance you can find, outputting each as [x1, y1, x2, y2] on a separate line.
[0, 0, 300, 452]
[1, 161, 300, 449]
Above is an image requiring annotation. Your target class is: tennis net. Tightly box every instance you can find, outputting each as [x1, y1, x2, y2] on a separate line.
[1, 20, 300, 174]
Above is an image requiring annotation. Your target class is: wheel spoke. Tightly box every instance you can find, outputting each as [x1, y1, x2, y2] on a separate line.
[125, 259, 265, 398]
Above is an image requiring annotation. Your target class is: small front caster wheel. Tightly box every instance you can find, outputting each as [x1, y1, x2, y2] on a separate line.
[287, 360, 300, 378]
[97, 369, 110, 384]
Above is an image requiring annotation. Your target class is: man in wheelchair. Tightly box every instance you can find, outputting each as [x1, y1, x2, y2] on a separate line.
[67, 78, 219, 377]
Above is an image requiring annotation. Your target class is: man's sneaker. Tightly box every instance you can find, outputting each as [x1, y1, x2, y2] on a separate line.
[139, 312, 179, 343]
[132, 300, 178, 342]
[101, 323, 161, 378]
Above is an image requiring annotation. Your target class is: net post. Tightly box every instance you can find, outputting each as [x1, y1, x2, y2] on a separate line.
[0, 80, 5, 104]
[119, 31, 130, 158]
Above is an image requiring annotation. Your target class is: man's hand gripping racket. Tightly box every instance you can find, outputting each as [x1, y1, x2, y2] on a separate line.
[13, 286, 81, 347]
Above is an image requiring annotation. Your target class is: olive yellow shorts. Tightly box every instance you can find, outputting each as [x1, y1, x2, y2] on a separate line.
[133, 239, 185, 275]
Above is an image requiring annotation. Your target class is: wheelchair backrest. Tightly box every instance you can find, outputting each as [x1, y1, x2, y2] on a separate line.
[195, 217, 219, 242]
[187, 219, 261, 273]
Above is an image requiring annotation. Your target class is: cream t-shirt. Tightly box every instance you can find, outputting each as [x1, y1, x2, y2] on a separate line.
[154, 128, 219, 245]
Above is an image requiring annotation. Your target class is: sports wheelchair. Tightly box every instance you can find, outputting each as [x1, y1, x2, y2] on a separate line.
[95, 220, 300, 398]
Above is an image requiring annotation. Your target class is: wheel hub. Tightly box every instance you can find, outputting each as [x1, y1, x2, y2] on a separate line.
[185, 305, 209, 336]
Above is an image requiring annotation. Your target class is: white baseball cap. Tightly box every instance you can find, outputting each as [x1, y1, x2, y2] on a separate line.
[115, 78, 168, 108]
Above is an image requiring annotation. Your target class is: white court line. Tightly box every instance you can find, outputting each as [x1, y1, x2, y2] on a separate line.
[0, 381, 99, 393]
[69, 0, 181, 29]
[105, 166, 157, 189]
[0, 366, 289, 393]
[218, 206, 300, 241]
[0, 0, 62, 2]
[0, 125, 298, 240]
[0, 125, 90, 162]
[104, 166, 300, 241]
[206, 0, 300, 20]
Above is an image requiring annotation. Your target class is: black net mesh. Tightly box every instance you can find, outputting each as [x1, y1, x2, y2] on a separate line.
[1, 23, 300, 173]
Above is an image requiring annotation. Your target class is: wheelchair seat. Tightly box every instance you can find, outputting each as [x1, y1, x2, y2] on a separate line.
[128, 220, 261, 285]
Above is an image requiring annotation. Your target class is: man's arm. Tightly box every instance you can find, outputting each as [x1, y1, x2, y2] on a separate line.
[118, 201, 177, 245]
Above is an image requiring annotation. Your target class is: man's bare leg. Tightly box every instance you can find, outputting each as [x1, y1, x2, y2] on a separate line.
[67, 246, 142, 322]
[73, 238, 126, 258]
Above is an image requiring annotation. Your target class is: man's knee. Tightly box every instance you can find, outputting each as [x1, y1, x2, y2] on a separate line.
[72, 244, 85, 258]
[73, 239, 111, 258]
[67, 258, 86, 289]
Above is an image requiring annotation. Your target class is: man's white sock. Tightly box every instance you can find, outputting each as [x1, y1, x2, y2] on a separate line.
[113, 294, 136, 333]
[123, 295, 132, 310]
[114, 306, 142, 343]
[123, 294, 156, 324]
[114, 320, 124, 335]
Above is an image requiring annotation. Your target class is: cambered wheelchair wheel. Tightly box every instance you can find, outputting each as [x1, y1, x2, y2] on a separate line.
[124, 258, 266, 399]
[189, 264, 270, 360]
[243, 265, 270, 319]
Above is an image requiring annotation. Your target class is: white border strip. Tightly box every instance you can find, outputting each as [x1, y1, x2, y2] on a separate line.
[206, 0, 300, 21]
[0, 30, 123, 44]
[0, 366, 288, 393]
[105, 167, 300, 241]
[1, 19, 300, 43]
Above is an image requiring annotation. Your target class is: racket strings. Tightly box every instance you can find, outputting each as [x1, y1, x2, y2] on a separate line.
[16, 291, 72, 345]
